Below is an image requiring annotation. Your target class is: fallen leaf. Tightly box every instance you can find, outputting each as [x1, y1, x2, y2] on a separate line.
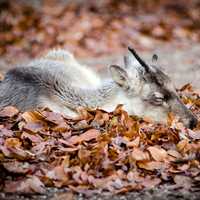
[127, 136, 140, 147]
[173, 175, 193, 189]
[41, 111, 65, 125]
[0, 128, 14, 137]
[148, 146, 167, 161]
[67, 129, 100, 145]
[3, 160, 34, 174]
[22, 111, 44, 123]
[187, 129, 200, 140]
[4, 176, 45, 193]
[177, 139, 190, 153]
[137, 161, 163, 171]
[0, 106, 19, 118]
[141, 176, 161, 188]
[5, 138, 22, 148]
[167, 150, 182, 159]
[131, 148, 150, 161]
[21, 132, 43, 143]
[23, 122, 44, 134]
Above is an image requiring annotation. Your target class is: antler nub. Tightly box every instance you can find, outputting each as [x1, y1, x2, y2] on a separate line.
[128, 47, 150, 72]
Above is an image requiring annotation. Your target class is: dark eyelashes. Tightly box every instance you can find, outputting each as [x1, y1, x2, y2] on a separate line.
[163, 93, 172, 101]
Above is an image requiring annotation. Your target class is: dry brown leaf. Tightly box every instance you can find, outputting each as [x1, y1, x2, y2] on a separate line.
[0, 81, 199, 194]
[173, 175, 193, 189]
[67, 129, 100, 145]
[22, 111, 44, 123]
[5, 138, 22, 148]
[167, 150, 182, 159]
[41, 111, 65, 125]
[23, 122, 44, 134]
[187, 129, 200, 140]
[137, 161, 163, 171]
[177, 139, 191, 153]
[0, 106, 19, 118]
[141, 177, 161, 188]
[4, 176, 45, 193]
[3, 160, 34, 174]
[147, 146, 167, 161]
[131, 148, 150, 161]
[127, 136, 140, 148]
[0, 128, 14, 137]
[21, 132, 43, 143]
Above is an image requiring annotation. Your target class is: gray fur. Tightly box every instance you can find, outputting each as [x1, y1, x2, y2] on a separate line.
[0, 62, 118, 111]
[0, 66, 52, 110]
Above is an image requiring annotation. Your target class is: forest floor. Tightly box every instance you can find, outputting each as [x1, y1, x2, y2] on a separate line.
[0, 183, 200, 200]
[0, 41, 200, 200]
[0, 1, 200, 200]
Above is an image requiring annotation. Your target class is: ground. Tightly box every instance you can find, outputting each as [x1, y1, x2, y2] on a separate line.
[0, 1, 200, 199]
[0, 42, 200, 200]
[0, 184, 200, 200]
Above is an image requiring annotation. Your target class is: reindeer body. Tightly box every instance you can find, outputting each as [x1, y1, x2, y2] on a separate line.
[0, 48, 197, 128]
[0, 64, 121, 116]
[36, 49, 101, 88]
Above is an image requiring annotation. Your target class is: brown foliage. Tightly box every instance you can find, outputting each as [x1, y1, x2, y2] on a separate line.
[0, 84, 199, 194]
[1, 0, 200, 60]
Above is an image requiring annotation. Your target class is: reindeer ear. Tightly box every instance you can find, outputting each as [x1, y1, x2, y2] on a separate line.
[109, 65, 129, 88]
[124, 50, 141, 68]
[123, 55, 145, 77]
[152, 54, 158, 63]
[124, 50, 136, 67]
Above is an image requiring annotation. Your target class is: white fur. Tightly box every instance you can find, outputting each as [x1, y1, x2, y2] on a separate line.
[102, 91, 132, 112]
[39, 96, 78, 117]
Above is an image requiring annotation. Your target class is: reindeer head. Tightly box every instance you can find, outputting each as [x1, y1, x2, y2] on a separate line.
[109, 47, 198, 129]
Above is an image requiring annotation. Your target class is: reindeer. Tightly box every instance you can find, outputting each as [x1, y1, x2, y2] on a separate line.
[0, 47, 197, 128]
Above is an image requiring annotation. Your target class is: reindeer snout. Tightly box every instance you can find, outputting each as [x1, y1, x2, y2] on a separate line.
[188, 116, 198, 129]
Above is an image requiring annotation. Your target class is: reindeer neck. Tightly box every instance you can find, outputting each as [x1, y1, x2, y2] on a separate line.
[60, 80, 120, 110]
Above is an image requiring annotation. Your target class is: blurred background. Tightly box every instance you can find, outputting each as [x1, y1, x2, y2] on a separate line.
[0, 0, 200, 87]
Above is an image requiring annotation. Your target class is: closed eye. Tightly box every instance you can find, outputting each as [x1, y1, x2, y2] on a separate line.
[154, 92, 164, 98]
[143, 96, 164, 106]
[149, 92, 164, 106]
[153, 97, 164, 105]
[155, 97, 164, 102]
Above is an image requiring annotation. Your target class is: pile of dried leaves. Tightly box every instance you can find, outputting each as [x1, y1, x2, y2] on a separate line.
[1, 0, 200, 60]
[0, 84, 199, 195]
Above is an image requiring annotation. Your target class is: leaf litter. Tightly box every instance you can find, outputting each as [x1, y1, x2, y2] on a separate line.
[0, 84, 199, 195]
[1, 0, 200, 60]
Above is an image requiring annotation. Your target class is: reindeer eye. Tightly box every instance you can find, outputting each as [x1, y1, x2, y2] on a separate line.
[152, 92, 164, 105]
[144, 92, 165, 106]
[155, 97, 164, 102]
[153, 92, 164, 99]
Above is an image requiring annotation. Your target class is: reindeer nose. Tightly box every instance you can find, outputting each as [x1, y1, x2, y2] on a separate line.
[188, 117, 198, 129]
